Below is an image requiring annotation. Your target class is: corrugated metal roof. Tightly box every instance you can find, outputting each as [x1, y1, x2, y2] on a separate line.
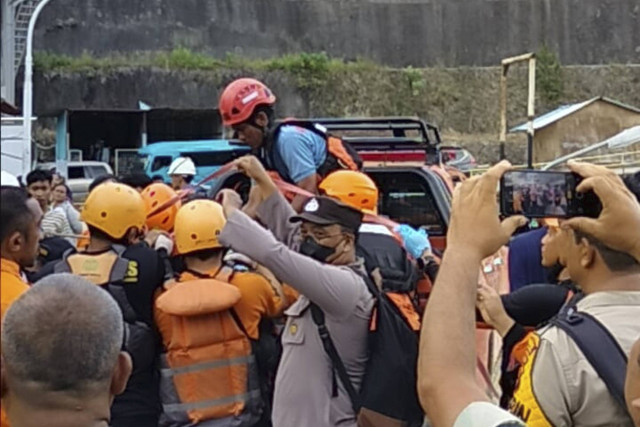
[510, 97, 640, 133]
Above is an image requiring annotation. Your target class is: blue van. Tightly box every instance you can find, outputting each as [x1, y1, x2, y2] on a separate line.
[138, 140, 250, 186]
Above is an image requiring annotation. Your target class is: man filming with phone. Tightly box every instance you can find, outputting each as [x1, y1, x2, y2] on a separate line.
[506, 163, 640, 426]
[418, 161, 640, 427]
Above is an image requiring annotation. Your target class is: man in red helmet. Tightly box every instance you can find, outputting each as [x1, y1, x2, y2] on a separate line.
[219, 78, 360, 211]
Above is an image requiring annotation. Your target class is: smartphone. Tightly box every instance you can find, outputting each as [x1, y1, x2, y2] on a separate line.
[500, 170, 602, 218]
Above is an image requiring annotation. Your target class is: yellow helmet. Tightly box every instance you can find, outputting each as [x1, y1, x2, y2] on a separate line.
[174, 200, 226, 255]
[319, 170, 379, 215]
[81, 182, 146, 239]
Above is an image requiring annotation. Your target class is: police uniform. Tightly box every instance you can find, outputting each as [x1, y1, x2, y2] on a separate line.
[509, 291, 640, 426]
[219, 194, 374, 427]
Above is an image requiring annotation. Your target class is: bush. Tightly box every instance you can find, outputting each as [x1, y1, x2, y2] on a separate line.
[536, 45, 564, 104]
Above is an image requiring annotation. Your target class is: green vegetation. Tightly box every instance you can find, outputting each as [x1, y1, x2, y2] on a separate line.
[34, 49, 385, 104]
[35, 49, 373, 75]
[536, 45, 564, 104]
[32, 48, 639, 137]
[403, 66, 426, 97]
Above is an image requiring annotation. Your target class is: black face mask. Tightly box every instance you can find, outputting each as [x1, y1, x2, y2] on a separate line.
[299, 237, 335, 262]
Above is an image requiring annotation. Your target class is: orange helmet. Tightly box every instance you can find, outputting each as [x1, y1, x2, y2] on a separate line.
[218, 78, 276, 127]
[141, 183, 181, 232]
[319, 170, 379, 215]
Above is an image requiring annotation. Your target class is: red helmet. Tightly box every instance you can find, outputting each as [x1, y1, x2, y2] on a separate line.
[218, 78, 276, 127]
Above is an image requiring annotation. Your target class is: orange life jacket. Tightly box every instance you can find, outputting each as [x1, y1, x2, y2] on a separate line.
[154, 268, 263, 426]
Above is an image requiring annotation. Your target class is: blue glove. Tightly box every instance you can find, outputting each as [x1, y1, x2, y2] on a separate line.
[394, 224, 432, 259]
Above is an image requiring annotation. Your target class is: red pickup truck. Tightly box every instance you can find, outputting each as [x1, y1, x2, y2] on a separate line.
[212, 116, 458, 252]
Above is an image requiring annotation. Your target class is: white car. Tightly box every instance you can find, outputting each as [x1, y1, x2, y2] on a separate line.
[38, 161, 113, 203]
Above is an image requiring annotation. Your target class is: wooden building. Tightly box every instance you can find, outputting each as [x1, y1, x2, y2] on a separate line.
[511, 97, 640, 164]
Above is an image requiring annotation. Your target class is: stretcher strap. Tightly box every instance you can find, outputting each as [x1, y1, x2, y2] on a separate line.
[146, 163, 236, 218]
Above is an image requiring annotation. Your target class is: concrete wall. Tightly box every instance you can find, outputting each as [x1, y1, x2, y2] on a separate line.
[35, 0, 640, 67]
[533, 101, 640, 162]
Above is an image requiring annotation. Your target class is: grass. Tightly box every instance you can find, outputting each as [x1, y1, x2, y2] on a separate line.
[34, 49, 379, 75]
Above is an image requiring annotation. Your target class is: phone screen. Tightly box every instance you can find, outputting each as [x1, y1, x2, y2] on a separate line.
[501, 171, 574, 218]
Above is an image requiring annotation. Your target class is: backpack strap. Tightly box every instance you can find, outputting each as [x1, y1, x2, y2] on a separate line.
[105, 248, 139, 324]
[265, 120, 331, 183]
[551, 308, 628, 412]
[272, 120, 329, 140]
[309, 302, 361, 413]
[309, 266, 373, 412]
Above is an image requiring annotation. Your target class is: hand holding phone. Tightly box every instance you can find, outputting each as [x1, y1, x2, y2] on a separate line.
[500, 170, 602, 219]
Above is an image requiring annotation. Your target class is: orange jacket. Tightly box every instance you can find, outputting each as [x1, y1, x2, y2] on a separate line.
[1, 258, 30, 427]
[154, 267, 282, 425]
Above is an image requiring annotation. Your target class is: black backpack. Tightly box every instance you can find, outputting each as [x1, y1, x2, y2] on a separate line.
[357, 230, 420, 294]
[267, 120, 363, 183]
[310, 270, 423, 426]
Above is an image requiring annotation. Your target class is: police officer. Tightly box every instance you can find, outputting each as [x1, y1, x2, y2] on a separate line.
[49, 182, 169, 427]
[216, 155, 374, 427]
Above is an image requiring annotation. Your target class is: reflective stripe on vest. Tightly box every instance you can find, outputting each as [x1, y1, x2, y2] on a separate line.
[160, 355, 255, 377]
[163, 389, 261, 413]
[156, 271, 263, 425]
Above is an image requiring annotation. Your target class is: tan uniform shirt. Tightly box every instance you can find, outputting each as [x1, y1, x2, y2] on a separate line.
[218, 192, 374, 427]
[510, 291, 640, 426]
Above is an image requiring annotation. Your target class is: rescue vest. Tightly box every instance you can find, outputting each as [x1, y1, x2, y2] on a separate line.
[508, 332, 553, 426]
[54, 246, 157, 375]
[54, 245, 157, 374]
[154, 267, 263, 427]
[265, 120, 363, 184]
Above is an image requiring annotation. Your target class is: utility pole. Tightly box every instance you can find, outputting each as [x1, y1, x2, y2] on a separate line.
[1, 0, 16, 103]
[499, 53, 536, 168]
[22, 0, 53, 174]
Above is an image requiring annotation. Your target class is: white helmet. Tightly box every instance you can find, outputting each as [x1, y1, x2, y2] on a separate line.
[1, 170, 20, 187]
[167, 157, 196, 176]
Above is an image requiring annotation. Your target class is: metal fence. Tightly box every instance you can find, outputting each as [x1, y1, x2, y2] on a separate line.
[468, 149, 640, 176]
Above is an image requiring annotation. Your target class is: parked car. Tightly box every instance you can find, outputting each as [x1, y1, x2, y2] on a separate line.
[138, 139, 250, 186]
[439, 146, 477, 173]
[38, 161, 113, 203]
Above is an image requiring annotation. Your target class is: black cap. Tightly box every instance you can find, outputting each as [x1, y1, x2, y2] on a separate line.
[39, 237, 75, 264]
[291, 196, 363, 233]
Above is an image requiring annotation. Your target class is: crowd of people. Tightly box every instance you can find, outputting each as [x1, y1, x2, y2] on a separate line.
[1, 78, 639, 427]
[511, 182, 568, 217]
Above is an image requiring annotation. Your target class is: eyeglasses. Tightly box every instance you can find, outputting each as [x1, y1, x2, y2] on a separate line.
[299, 226, 343, 241]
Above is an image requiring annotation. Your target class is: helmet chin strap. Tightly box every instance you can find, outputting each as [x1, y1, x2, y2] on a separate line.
[244, 116, 271, 153]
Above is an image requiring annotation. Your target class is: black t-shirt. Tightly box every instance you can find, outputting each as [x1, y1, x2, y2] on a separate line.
[117, 242, 166, 326]
[110, 243, 165, 421]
